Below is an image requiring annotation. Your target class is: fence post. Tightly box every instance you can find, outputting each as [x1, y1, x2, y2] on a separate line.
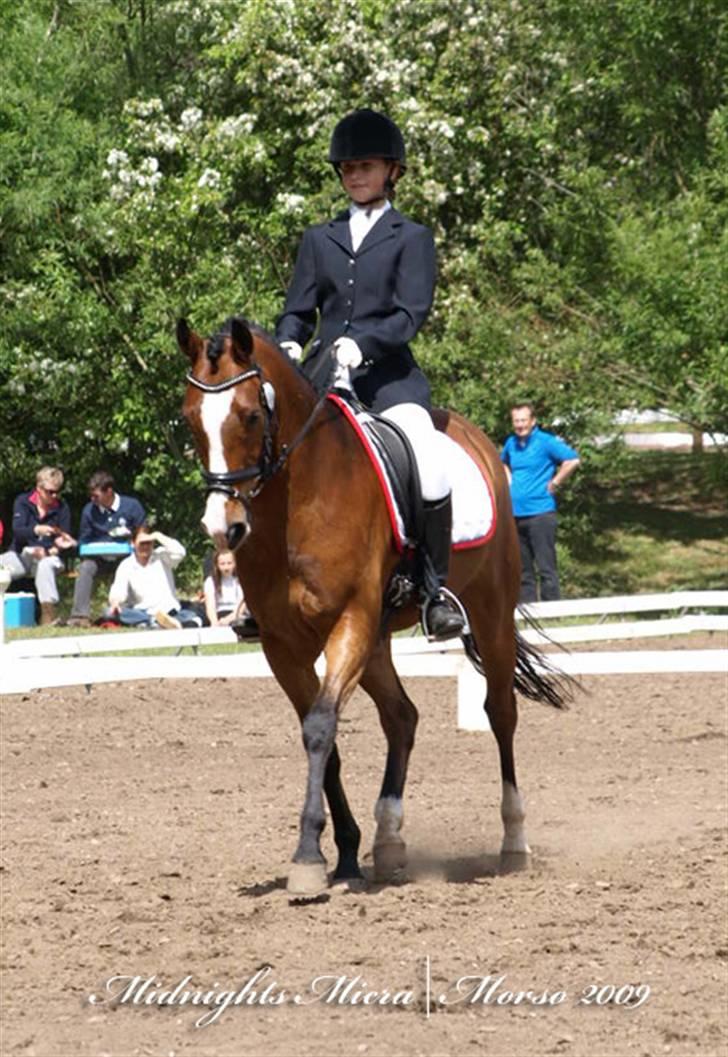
[0, 566, 12, 649]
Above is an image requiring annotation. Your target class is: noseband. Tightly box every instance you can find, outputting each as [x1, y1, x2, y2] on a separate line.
[186, 362, 326, 502]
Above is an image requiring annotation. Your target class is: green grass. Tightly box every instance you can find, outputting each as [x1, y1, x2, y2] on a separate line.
[620, 421, 692, 434]
[3, 622, 261, 654]
[562, 449, 728, 597]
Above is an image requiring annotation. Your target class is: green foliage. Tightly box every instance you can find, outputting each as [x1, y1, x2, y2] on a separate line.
[1, 0, 726, 586]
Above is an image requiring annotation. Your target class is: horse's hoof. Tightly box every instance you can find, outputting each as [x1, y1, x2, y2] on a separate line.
[330, 874, 368, 894]
[331, 865, 364, 886]
[287, 862, 329, 898]
[499, 850, 531, 874]
[372, 841, 408, 882]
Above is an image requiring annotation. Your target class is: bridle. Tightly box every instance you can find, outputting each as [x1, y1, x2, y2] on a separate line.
[186, 362, 327, 502]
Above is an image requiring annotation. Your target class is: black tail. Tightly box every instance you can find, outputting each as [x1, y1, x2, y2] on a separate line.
[462, 609, 577, 710]
[514, 629, 574, 709]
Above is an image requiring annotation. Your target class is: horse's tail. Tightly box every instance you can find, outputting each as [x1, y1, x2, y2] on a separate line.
[513, 609, 577, 709]
[461, 612, 576, 710]
[513, 630, 573, 709]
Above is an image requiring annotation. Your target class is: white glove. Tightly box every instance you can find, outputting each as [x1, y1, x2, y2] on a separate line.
[333, 337, 363, 369]
[279, 340, 303, 362]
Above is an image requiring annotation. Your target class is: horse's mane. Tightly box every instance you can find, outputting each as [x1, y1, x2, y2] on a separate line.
[206, 317, 284, 362]
[206, 315, 252, 367]
[206, 316, 317, 399]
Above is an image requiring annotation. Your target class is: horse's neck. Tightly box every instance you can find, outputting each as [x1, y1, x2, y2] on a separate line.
[264, 353, 319, 443]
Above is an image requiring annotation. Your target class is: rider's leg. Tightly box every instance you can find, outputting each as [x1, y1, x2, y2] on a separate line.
[380, 403, 465, 640]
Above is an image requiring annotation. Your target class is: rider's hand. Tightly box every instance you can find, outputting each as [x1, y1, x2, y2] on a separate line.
[333, 337, 363, 369]
[280, 340, 303, 362]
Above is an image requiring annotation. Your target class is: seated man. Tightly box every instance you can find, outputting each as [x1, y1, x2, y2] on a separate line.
[0, 466, 76, 625]
[107, 526, 202, 629]
[67, 470, 146, 627]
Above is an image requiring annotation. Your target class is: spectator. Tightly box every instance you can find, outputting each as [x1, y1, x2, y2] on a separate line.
[0, 466, 76, 625]
[67, 470, 146, 627]
[203, 549, 246, 627]
[107, 526, 202, 629]
[501, 402, 580, 603]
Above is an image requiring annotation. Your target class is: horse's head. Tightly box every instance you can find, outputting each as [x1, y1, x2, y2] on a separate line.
[179, 316, 278, 551]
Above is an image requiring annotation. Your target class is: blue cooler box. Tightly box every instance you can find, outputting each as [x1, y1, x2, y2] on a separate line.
[79, 541, 132, 557]
[4, 592, 37, 628]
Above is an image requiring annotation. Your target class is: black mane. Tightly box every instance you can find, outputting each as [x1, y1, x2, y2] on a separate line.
[207, 315, 248, 368]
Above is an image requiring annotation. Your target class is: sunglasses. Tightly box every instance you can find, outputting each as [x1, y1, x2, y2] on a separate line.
[43, 487, 61, 496]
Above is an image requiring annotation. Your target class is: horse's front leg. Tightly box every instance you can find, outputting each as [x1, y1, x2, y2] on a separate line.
[324, 745, 364, 884]
[263, 632, 363, 889]
[287, 604, 376, 898]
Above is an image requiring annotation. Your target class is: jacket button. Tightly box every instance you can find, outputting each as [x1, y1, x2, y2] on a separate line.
[348, 259, 355, 266]
[347, 278, 354, 285]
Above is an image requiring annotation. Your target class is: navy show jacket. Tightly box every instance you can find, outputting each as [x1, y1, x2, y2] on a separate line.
[275, 207, 436, 411]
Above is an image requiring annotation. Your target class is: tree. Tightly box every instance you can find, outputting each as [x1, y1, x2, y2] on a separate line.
[1, 0, 725, 581]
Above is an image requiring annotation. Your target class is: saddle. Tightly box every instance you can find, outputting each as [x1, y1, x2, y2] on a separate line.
[326, 389, 433, 614]
[361, 415, 424, 547]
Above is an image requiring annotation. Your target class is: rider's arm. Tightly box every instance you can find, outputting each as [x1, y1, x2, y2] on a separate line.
[275, 228, 319, 349]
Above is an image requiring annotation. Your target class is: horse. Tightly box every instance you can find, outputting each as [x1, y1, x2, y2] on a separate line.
[179, 315, 568, 897]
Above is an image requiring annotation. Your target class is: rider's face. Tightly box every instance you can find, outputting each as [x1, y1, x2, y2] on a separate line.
[340, 158, 396, 205]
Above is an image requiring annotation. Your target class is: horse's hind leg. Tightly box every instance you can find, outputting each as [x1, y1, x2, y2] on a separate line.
[463, 596, 530, 870]
[359, 639, 419, 881]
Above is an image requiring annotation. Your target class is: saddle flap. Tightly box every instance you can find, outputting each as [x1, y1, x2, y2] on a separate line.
[361, 417, 423, 544]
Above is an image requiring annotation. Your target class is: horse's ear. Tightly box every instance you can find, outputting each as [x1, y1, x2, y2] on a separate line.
[230, 316, 254, 364]
[177, 318, 203, 364]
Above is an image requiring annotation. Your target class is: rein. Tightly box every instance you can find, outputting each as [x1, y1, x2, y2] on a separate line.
[186, 364, 328, 501]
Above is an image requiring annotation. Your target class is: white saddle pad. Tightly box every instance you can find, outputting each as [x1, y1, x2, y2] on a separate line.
[328, 395, 496, 552]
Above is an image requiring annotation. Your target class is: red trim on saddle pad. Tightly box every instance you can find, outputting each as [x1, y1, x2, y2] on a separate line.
[326, 393, 497, 553]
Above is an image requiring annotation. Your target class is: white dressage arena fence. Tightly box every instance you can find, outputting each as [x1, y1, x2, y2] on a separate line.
[1, 592, 726, 732]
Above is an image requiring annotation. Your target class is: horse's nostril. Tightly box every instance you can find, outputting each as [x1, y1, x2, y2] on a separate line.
[226, 522, 248, 550]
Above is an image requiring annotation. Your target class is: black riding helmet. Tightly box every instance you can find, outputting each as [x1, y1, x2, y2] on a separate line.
[328, 109, 407, 173]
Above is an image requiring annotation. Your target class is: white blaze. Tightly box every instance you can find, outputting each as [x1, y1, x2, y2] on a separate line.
[200, 390, 234, 538]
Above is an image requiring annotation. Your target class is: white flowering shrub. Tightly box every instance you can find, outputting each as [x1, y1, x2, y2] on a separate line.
[1, 0, 725, 579]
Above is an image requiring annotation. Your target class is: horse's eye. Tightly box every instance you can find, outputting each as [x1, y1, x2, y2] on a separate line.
[245, 409, 262, 428]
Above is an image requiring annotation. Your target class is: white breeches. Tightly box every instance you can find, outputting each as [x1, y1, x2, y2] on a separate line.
[380, 403, 450, 502]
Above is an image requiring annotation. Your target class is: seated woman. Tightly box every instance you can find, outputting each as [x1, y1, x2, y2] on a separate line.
[203, 549, 247, 627]
[107, 526, 202, 629]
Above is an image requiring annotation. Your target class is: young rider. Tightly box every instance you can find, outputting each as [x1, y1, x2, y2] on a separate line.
[275, 108, 464, 640]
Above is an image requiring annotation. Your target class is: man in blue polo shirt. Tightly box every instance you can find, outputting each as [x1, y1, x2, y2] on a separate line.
[501, 402, 580, 603]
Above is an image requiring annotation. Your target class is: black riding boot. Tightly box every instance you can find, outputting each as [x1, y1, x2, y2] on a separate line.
[421, 494, 465, 641]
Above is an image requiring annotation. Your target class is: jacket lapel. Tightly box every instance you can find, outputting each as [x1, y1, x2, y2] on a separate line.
[356, 208, 402, 256]
[324, 207, 404, 257]
[325, 210, 353, 254]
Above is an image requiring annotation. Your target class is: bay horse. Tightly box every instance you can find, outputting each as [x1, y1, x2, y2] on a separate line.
[179, 316, 567, 897]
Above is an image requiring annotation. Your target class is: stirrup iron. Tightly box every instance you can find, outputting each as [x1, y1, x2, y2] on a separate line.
[421, 587, 470, 642]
